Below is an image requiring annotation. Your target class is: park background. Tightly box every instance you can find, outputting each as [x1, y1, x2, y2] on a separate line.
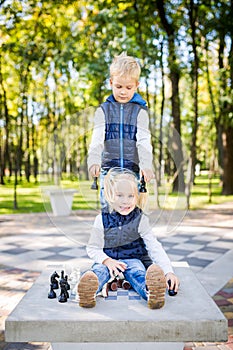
[0, 0, 233, 214]
[1, 2, 233, 350]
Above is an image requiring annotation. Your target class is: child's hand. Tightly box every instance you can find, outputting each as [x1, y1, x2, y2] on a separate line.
[89, 164, 100, 177]
[141, 169, 155, 182]
[165, 272, 179, 293]
[103, 258, 127, 278]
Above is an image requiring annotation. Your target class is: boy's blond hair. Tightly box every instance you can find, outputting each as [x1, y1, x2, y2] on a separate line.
[104, 167, 148, 212]
[110, 52, 141, 81]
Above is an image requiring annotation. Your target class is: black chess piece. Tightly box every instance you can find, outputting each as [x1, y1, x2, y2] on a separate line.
[65, 275, 70, 291]
[168, 279, 177, 296]
[60, 270, 65, 283]
[91, 177, 98, 190]
[58, 271, 69, 302]
[122, 280, 131, 290]
[139, 175, 147, 193]
[58, 282, 68, 303]
[109, 279, 118, 291]
[60, 270, 69, 300]
[50, 271, 60, 290]
[48, 283, 57, 299]
[115, 274, 131, 290]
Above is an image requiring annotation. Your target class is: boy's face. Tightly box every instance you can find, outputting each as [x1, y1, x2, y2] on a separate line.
[110, 76, 139, 103]
[112, 179, 137, 215]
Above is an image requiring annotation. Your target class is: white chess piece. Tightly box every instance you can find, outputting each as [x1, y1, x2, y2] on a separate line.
[69, 267, 80, 297]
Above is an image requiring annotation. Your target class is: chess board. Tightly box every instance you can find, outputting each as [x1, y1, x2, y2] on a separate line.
[103, 288, 141, 301]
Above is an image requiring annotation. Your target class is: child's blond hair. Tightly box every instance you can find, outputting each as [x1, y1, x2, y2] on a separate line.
[110, 52, 141, 81]
[104, 167, 148, 212]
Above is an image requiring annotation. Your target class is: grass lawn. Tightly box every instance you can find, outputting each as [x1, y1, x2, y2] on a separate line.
[0, 177, 100, 214]
[0, 173, 232, 215]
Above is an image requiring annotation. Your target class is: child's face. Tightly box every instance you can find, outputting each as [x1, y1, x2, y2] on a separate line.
[110, 76, 139, 103]
[112, 179, 137, 215]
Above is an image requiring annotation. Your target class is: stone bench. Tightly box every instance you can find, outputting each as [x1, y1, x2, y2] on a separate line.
[5, 262, 228, 350]
[42, 187, 78, 216]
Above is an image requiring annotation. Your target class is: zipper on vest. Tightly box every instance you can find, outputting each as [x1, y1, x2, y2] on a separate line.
[120, 104, 124, 168]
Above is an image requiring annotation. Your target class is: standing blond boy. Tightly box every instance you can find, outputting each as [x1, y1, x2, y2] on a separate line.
[88, 52, 154, 205]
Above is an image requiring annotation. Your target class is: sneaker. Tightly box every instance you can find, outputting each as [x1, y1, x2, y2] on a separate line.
[146, 264, 166, 309]
[77, 271, 98, 308]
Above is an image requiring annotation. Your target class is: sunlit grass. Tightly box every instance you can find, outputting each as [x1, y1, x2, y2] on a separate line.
[0, 173, 232, 214]
[188, 173, 233, 209]
[0, 177, 99, 214]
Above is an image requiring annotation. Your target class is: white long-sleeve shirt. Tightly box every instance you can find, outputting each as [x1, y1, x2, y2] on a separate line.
[87, 107, 153, 171]
[87, 213, 174, 276]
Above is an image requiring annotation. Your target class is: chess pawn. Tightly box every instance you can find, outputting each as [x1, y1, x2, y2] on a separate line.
[48, 284, 56, 299]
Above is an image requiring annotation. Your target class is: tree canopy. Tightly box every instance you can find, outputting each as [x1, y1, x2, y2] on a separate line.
[0, 0, 233, 200]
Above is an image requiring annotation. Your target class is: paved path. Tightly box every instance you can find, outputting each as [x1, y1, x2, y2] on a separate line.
[0, 202, 233, 350]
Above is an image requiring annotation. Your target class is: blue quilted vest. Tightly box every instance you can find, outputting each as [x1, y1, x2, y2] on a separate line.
[102, 207, 152, 268]
[101, 93, 147, 174]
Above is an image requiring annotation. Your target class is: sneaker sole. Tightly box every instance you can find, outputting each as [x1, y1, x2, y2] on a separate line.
[146, 264, 166, 309]
[77, 271, 98, 308]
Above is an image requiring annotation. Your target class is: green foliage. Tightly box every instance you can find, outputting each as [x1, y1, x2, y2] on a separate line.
[1, 0, 233, 201]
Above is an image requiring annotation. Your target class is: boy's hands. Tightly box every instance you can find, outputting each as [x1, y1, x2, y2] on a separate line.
[141, 169, 155, 183]
[103, 258, 127, 278]
[89, 166, 155, 183]
[89, 164, 100, 178]
[165, 272, 179, 293]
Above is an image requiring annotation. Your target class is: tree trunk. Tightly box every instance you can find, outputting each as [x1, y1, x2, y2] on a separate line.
[25, 112, 31, 182]
[13, 145, 19, 210]
[158, 41, 165, 186]
[222, 127, 233, 194]
[204, 39, 223, 176]
[218, 7, 233, 194]
[156, 0, 185, 192]
[188, 0, 199, 184]
[217, 33, 226, 176]
[0, 54, 10, 184]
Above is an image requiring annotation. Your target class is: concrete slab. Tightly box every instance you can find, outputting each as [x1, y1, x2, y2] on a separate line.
[197, 249, 233, 296]
[51, 342, 184, 350]
[5, 262, 227, 344]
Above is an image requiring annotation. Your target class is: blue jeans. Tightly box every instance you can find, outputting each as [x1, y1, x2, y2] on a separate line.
[91, 258, 148, 300]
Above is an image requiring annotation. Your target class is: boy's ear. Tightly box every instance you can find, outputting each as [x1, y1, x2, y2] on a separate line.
[110, 78, 113, 86]
[135, 81, 140, 90]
